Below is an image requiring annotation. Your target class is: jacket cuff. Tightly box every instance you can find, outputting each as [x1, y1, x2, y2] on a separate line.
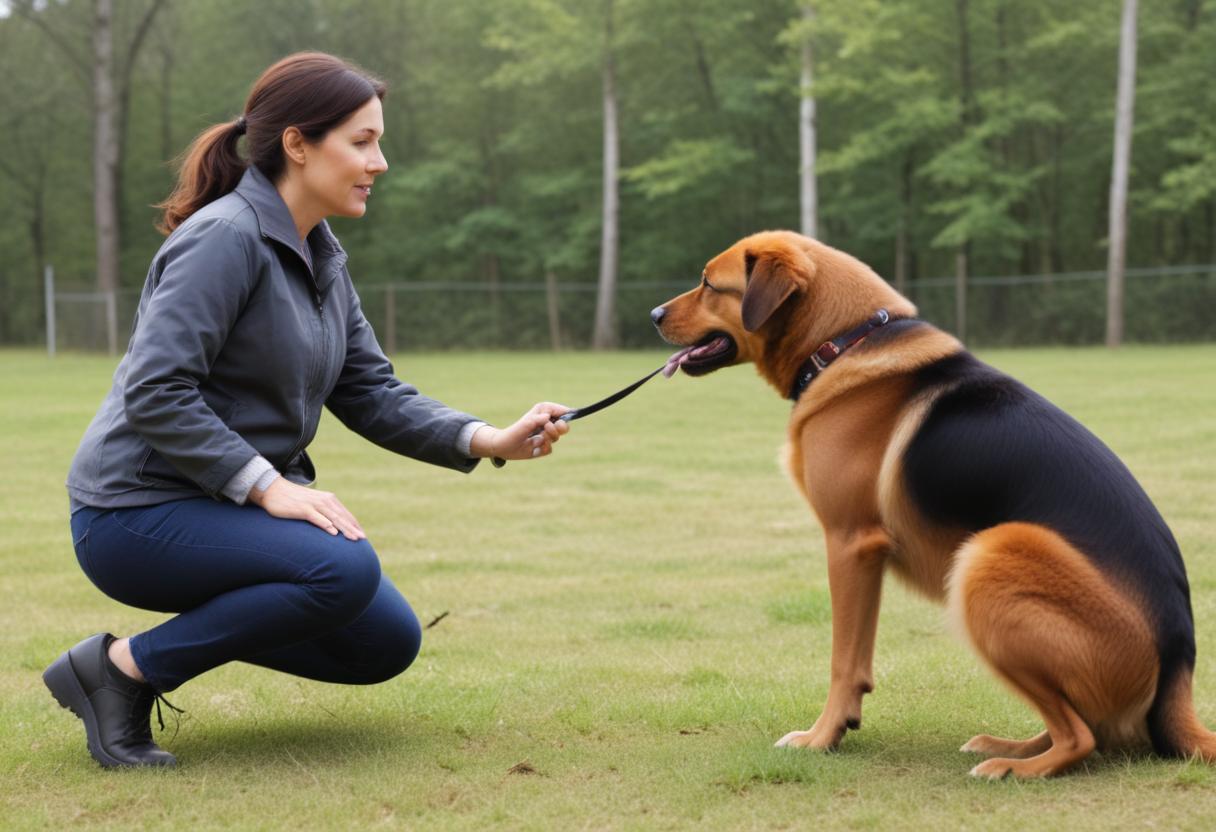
[221, 455, 278, 505]
[457, 421, 488, 458]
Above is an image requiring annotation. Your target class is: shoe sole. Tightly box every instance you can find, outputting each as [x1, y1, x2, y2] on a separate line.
[43, 650, 175, 769]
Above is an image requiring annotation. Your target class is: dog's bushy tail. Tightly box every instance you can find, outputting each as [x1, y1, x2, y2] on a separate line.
[1148, 662, 1216, 761]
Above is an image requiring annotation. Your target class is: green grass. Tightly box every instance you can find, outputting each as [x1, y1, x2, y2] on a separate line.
[1, 345, 1215, 830]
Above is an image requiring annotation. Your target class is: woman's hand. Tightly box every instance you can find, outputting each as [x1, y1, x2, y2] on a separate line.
[470, 402, 571, 462]
[249, 478, 367, 540]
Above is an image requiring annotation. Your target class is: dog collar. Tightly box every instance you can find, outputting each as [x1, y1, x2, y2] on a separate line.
[788, 309, 891, 402]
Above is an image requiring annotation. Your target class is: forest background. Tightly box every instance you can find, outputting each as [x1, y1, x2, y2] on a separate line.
[0, 0, 1213, 350]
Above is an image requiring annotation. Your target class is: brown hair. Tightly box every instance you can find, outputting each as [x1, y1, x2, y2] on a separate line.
[156, 52, 387, 234]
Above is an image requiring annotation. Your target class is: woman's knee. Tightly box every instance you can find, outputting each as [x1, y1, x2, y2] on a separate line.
[306, 537, 382, 623]
[354, 610, 423, 685]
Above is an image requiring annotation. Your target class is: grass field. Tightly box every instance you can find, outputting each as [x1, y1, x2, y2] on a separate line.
[2, 345, 1215, 830]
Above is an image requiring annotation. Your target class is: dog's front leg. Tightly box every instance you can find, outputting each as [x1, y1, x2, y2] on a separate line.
[776, 527, 890, 750]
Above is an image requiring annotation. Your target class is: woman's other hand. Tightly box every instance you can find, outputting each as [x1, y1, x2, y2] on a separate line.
[470, 402, 571, 462]
[249, 478, 367, 540]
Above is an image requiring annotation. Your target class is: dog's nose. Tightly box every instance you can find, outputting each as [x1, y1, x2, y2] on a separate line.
[650, 306, 667, 326]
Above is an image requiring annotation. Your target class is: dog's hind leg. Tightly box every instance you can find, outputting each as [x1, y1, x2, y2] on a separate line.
[947, 523, 1158, 779]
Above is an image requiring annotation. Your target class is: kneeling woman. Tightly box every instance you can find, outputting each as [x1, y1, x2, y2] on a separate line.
[49, 52, 569, 768]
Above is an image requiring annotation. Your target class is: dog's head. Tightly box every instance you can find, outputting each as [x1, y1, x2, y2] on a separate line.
[652, 230, 914, 385]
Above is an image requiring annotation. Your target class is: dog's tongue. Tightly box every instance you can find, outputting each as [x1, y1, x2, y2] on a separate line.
[662, 346, 696, 378]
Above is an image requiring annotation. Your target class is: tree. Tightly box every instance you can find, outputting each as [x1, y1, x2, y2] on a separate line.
[592, 0, 620, 349]
[486, 0, 637, 348]
[15, 0, 167, 353]
[0, 14, 79, 342]
[1137, 0, 1215, 264]
[1105, 0, 1137, 348]
[797, 3, 817, 239]
[0, 0, 1213, 348]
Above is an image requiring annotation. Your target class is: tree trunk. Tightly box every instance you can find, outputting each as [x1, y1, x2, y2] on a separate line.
[687, 20, 718, 111]
[94, 0, 121, 355]
[113, 0, 168, 275]
[592, 0, 619, 350]
[1106, 0, 1137, 348]
[799, 4, 818, 239]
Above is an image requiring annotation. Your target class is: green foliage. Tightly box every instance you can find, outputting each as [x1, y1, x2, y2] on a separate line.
[623, 138, 754, 199]
[0, 0, 1214, 347]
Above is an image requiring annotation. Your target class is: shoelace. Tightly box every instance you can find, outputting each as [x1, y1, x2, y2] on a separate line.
[129, 687, 187, 744]
[154, 692, 186, 741]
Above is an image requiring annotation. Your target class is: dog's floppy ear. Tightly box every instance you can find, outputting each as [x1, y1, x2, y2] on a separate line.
[741, 247, 809, 332]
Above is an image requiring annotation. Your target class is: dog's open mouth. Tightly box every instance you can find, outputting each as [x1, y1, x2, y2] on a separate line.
[663, 333, 738, 377]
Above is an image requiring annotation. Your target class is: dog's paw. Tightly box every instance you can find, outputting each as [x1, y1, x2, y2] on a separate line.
[969, 758, 1016, 780]
[970, 757, 1060, 780]
[774, 727, 840, 750]
[960, 734, 998, 755]
[961, 731, 1051, 759]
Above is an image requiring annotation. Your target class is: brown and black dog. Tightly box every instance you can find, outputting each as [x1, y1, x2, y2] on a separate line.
[651, 229, 1214, 778]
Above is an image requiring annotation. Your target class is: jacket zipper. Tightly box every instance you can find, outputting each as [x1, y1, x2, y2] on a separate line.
[282, 289, 328, 470]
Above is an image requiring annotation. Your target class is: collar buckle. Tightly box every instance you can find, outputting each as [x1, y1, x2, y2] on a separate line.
[811, 341, 841, 371]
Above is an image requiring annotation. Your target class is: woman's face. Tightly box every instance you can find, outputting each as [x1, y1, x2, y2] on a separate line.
[299, 96, 388, 220]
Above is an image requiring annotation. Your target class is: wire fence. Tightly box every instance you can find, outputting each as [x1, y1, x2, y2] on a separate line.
[38, 264, 1216, 354]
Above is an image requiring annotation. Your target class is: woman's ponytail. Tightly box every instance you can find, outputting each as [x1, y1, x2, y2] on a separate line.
[155, 118, 248, 235]
[154, 53, 385, 235]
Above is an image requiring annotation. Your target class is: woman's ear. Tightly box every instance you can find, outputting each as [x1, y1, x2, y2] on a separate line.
[281, 127, 307, 167]
[741, 247, 811, 332]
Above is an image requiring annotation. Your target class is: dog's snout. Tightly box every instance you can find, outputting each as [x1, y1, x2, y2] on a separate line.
[650, 305, 667, 327]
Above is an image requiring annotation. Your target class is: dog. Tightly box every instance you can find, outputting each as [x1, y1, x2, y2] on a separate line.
[651, 229, 1213, 778]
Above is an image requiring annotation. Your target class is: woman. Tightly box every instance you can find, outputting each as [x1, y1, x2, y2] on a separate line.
[46, 52, 569, 769]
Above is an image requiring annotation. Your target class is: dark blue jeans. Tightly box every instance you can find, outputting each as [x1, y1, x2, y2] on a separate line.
[70, 498, 422, 692]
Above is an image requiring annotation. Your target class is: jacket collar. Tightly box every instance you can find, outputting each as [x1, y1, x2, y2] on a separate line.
[234, 165, 348, 294]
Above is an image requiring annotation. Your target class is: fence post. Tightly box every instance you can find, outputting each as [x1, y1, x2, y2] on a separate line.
[44, 265, 56, 358]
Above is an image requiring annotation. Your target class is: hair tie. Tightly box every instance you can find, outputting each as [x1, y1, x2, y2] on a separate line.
[234, 115, 247, 135]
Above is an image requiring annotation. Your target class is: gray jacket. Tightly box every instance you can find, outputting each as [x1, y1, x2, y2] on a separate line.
[67, 166, 480, 509]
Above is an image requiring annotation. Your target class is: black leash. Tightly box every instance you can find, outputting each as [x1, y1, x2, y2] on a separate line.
[492, 364, 666, 468]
